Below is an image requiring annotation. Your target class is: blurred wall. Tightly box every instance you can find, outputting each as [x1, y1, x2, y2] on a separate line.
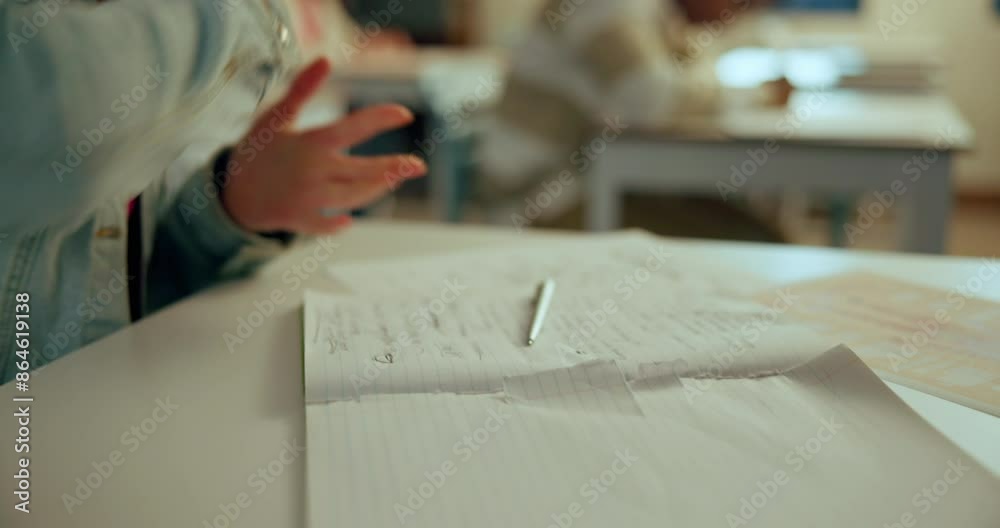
[783, 0, 1000, 196]
[472, 0, 1000, 195]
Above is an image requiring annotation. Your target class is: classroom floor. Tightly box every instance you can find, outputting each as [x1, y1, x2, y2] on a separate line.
[785, 199, 1000, 258]
[389, 196, 1000, 258]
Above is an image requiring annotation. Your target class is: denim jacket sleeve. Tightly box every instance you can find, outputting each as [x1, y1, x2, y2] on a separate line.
[0, 0, 283, 233]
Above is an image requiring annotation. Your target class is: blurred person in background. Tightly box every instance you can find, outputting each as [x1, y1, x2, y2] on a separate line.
[478, 0, 777, 238]
[0, 0, 425, 382]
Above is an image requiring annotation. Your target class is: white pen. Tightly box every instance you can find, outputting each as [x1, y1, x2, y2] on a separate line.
[527, 279, 556, 346]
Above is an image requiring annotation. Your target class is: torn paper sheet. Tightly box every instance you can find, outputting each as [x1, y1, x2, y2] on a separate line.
[303, 289, 833, 402]
[502, 361, 644, 416]
[306, 345, 1000, 528]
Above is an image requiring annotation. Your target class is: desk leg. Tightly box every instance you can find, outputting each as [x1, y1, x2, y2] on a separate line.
[900, 154, 952, 254]
[586, 158, 622, 231]
[426, 115, 462, 223]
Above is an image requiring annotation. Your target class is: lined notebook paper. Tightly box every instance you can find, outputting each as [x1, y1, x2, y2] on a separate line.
[303, 235, 1000, 527]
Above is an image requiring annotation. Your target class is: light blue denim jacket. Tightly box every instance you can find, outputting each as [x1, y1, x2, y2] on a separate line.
[0, 0, 300, 382]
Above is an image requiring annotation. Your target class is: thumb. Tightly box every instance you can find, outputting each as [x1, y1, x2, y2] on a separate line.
[253, 57, 332, 131]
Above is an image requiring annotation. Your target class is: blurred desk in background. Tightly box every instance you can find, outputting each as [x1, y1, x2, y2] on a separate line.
[329, 47, 506, 108]
[588, 90, 975, 254]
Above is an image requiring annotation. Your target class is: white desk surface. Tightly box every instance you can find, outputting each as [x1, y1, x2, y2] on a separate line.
[2, 221, 998, 527]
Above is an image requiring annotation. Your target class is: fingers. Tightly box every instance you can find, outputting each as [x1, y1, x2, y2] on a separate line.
[318, 178, 405, 212]
[315, 173, 421, 212]
[303, 104, 415, 149]
[325, 154, 427, 183]
[283, 153, 424, 218]
[281, 151, 427, 231]
[254, 57, 332, 131]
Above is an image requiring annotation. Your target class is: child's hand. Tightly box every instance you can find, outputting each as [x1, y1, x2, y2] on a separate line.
[221, 58, 426, 234]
